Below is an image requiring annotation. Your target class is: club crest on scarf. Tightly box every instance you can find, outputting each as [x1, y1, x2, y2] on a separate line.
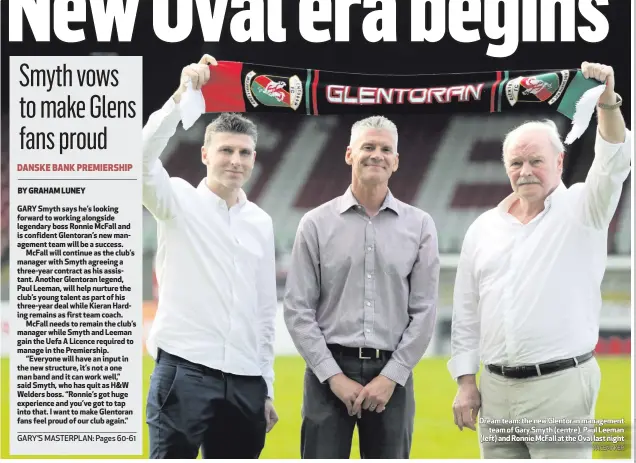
[505, 71, 569, 107]
[244, 71, 303, 110]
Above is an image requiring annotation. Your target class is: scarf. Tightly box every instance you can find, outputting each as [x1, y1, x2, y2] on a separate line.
[179, 61, 606, 145]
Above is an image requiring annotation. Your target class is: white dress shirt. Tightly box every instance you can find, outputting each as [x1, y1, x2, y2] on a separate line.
[448, 129, 632, 380]
[142, 98, 278, 399]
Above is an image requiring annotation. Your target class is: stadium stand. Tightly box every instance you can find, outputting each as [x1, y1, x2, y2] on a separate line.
[1, 111, 631, 354]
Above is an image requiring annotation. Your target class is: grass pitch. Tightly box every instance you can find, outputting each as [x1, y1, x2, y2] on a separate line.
[1, 355, 631, 459]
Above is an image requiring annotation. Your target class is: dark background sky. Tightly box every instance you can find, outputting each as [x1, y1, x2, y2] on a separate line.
[1, 0, 632, 124]
[0, 1, 632, 270]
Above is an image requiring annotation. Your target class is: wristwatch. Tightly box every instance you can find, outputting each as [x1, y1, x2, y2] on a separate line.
[598, 93, 622, 110]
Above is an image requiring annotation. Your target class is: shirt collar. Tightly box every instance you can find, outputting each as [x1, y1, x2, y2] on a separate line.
[338, 186, 400, 215]
[497, 181, 567, 215]
[197, 178, 248, 209]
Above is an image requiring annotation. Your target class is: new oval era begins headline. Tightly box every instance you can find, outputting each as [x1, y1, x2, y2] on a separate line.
[9, 0, 610, 58]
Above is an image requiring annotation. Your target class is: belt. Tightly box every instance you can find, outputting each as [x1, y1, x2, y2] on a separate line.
[486, 352, 593, 379]
[327, 344, 392, 360]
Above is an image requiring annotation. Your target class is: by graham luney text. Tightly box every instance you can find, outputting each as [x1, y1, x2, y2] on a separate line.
[8, 0, 611, 58]
[9, 55, 143, 456]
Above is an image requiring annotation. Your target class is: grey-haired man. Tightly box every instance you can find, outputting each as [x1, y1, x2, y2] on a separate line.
[284, 116, 440, 458]
[449, 61, 631, 459]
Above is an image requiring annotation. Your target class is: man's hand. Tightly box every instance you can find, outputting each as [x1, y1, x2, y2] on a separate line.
[264, 398, 278, 433]
[581, 61, 616, 105]
[172, 54, 218, 104]
[328, 373, 364, 416]
[351, 375, 397, 417]
[452, 376, 481, 431]
[581, 60, 625, 143]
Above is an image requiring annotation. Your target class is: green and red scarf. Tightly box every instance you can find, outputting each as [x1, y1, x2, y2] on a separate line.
[180, 61, 606, 144]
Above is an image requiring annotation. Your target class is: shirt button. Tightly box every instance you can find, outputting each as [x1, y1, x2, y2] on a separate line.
[367, 274, 372, 279]
[365, 301, 371, 306]
[366, 329, 371, 333]
[367, 246, 372, 251]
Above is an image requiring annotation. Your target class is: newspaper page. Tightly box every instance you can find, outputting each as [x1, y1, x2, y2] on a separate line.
[0, 0, 632, 461]
[9, 56, 143, 455]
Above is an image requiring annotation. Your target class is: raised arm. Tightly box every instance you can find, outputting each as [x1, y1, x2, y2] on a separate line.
[142, 55, 216, 221]
[578, 61, 632, 230]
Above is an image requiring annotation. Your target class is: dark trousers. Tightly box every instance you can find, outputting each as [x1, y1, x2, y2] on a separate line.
[146, 349, 268, 459]
[300, 352, 415, 459]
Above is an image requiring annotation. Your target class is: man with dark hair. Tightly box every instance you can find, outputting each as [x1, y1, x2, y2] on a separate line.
[204, 112, 259, 145]
[143, 55, 279, 459]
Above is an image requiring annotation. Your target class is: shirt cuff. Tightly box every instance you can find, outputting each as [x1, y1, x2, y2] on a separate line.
[447, 350, 481, 381]
[380, 359, 411, 386]
[265, 379, 274, 401]
[313, 357, 342, 384]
